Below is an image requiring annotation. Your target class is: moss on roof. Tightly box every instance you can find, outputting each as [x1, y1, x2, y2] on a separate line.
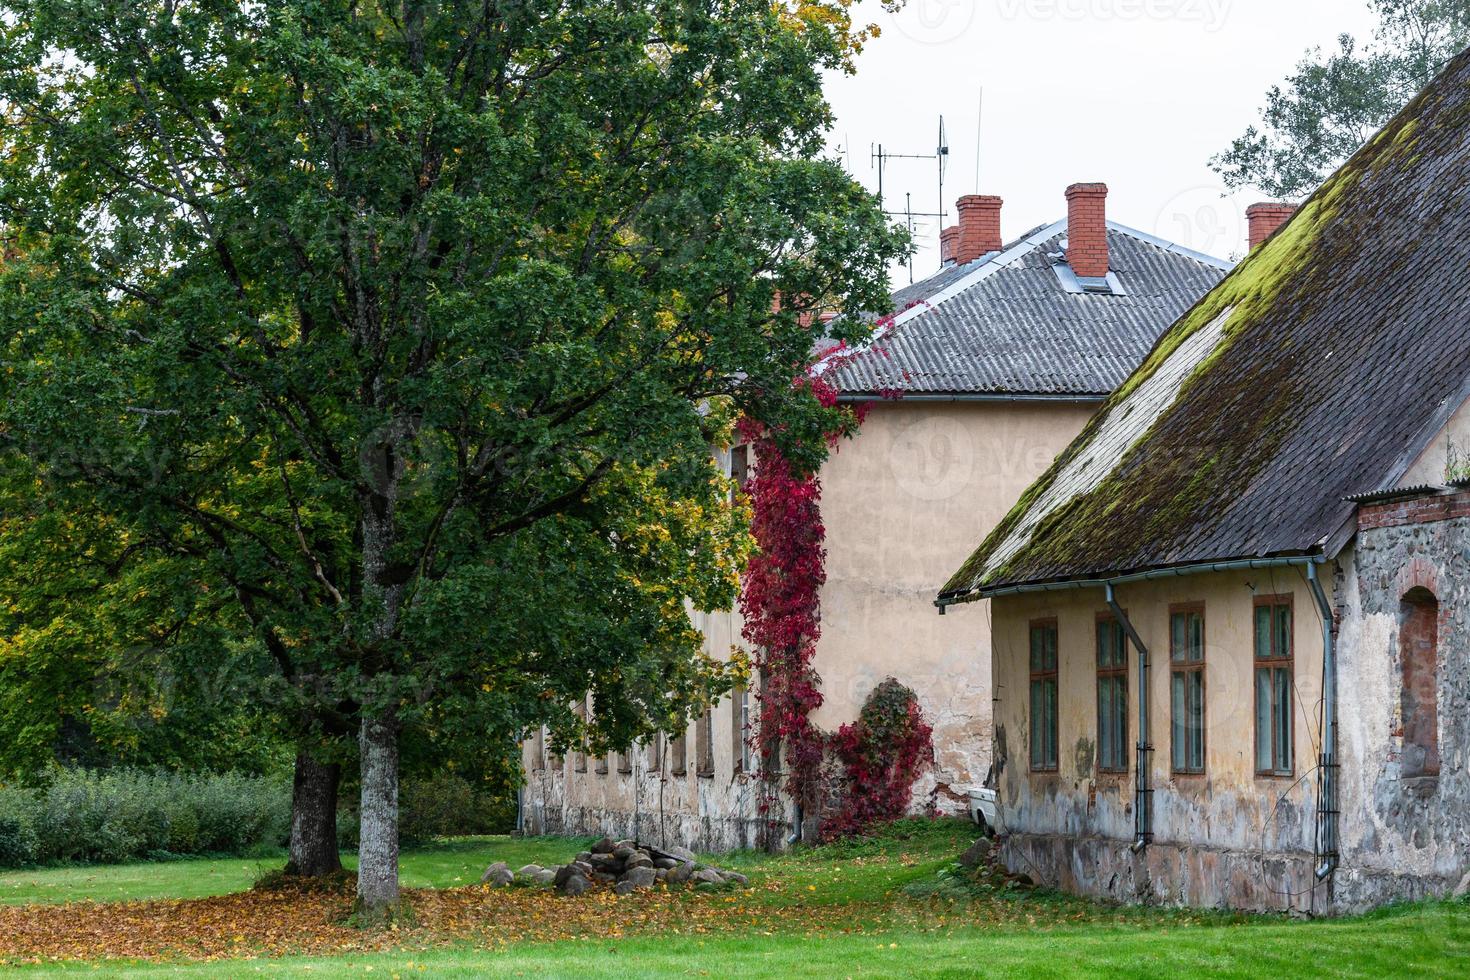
[942, 48, 1470, 599]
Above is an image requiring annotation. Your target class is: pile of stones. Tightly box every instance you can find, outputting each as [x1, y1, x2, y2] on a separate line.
[481, 836, 748, 896]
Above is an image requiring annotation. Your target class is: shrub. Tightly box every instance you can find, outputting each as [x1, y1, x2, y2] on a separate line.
[0, 768, 290, 869]
[335, 771, 515, 848]
[822, 678, 935, 841]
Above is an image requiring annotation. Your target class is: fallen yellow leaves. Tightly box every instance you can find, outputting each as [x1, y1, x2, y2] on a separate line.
[0, 877, 878, 965]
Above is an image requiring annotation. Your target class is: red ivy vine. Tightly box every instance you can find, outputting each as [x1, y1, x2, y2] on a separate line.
[737, 345, 933, 843]
[824, 678, 935, 840]
[735, 380, 835, 835]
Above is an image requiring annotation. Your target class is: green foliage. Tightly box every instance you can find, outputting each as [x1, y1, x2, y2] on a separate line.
[0, 1, 906, 834]
[1212, 0, 1470, 197]
[0, 768, 290, 869]
[336, 771, 515, 848]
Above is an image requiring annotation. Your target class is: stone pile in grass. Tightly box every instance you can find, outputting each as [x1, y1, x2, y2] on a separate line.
[481, 837, 748, 896]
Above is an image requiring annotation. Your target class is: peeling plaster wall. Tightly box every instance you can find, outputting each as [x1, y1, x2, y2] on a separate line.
[989, 569, 1328, 912]
[1334, 517, 1470, 912]
[521, 401, 1095, 847]
[816, 401, 1097, 810]
[520, 600, 774, 853]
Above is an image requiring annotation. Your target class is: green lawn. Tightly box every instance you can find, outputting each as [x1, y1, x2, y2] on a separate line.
[0, 836, 595, 906]
[1, 821, 1467, 977]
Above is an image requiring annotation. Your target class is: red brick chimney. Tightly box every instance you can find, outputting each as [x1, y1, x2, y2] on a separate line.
[954, 195, 1003, 265]
[939, 225, 960, 265]
[1247, 202, 1298, 250]
[1065, 183, 1109, 279]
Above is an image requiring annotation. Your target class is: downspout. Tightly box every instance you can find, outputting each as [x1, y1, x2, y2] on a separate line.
[787, 803, 804, 846]
[1307, 562, 1339, 880]
[1105, 583, 1152, 851]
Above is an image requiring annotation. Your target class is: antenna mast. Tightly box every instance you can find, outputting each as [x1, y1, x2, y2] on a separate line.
[869, 115, 951, 270]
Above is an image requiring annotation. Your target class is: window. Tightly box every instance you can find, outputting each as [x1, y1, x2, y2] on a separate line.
[696, 707, 715, 776]
[1254, 596, 1294, 776]
[573, 701, 588, 773]
[595, 752, 609, 775]
[732, 685, 753, 773]
[1029, 620, 1059, 772]
[1401, 587, 1441, 779]
[647, 733, 663, 773]
[1096, 614, 1129, 774]
[1169, 606, 1206, 774]
[670, 728, 688, 775]
[617, 749, 632, 775]
[532, 727, 546, 772]
[730, 445, 750, 502]
[759, 670, 782, 774]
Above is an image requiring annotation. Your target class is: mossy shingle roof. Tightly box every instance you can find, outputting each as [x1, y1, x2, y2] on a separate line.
[942, 49, 1470, 601]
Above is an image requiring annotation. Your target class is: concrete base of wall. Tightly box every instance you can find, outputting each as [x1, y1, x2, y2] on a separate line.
[1000, 832, 1325, 914]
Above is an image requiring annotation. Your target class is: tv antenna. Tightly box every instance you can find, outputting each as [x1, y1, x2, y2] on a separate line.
[871, 116, 951, 282]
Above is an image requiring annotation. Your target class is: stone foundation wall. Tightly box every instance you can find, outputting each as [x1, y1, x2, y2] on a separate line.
[999, 832, 1322, 913]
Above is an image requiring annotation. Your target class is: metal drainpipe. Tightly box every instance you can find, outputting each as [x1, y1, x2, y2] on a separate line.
[787, 803, 804, 846]
[1307, 562, 1339, 880]
[1105, 583, 1152, 851]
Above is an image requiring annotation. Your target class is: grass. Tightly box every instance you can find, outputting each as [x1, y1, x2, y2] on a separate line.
[15, 899, 1470, 978]
[1, 819, 1467, 977]
[0, 836, 595, 906]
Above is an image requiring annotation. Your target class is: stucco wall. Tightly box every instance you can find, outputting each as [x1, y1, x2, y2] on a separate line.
[523, 399, 1096, 847]
[1399, 393, 1470, 487]
[988, 568, 1328, 912]
[815, 400, 1097, 808]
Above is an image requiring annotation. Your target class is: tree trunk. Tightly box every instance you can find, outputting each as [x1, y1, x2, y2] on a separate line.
[356, 714, 400, 914]
[286, 750, 342, 877]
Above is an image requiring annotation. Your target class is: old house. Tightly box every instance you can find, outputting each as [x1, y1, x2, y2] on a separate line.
[522, 184, 1230, 849]
[937, 51, 1470, 914]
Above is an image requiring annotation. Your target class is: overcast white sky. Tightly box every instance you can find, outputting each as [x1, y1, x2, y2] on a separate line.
[825, 0, 1379, 284]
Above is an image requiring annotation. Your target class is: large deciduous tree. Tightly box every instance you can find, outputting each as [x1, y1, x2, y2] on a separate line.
[1212, 0, 1470, 198]
[0, 0, 904, 915]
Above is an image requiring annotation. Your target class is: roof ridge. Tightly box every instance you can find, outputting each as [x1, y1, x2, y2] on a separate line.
[1104, 220, 1234, 271]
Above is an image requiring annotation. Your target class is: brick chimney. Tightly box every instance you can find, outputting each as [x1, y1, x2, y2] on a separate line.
[1247, 202, 1298, 250]
[1065, 183, 1109, 279]
[939, 225, 960, 265]
[954, 195, 1003, 265]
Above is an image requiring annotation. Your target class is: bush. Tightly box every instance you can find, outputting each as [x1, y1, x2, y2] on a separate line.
[0, 768, 290, 869]
[335, 771, 515, 848]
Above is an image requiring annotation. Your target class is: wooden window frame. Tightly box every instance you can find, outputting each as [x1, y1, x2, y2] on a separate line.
[730, 444, 750, 503]
[647, 733, 663, 774]
[670, 728, 688, 776]
[573, 700, 588, 773]
[696, 707, 716, 777]
[1029, 618, 1060, 774]
[616, 748, 632, 775]
[1169, 603, 1207, 776]
[732, 685, 753, 774]
[1253, 595, 1295, 778]
[531, 726, 547, 772]
[1095, 611, 1129, 775]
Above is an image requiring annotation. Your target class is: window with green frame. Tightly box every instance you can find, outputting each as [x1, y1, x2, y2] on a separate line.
[1096, 615, 1129, 773]
[1030, 620, 1059, 772]
[1169, 606, 1206, 773]
[1254, 597, 1294, 776]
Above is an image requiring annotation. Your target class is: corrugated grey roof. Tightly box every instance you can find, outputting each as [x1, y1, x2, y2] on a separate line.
[822, 221, 1230, 397]
[941, 48, 1470, 598]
